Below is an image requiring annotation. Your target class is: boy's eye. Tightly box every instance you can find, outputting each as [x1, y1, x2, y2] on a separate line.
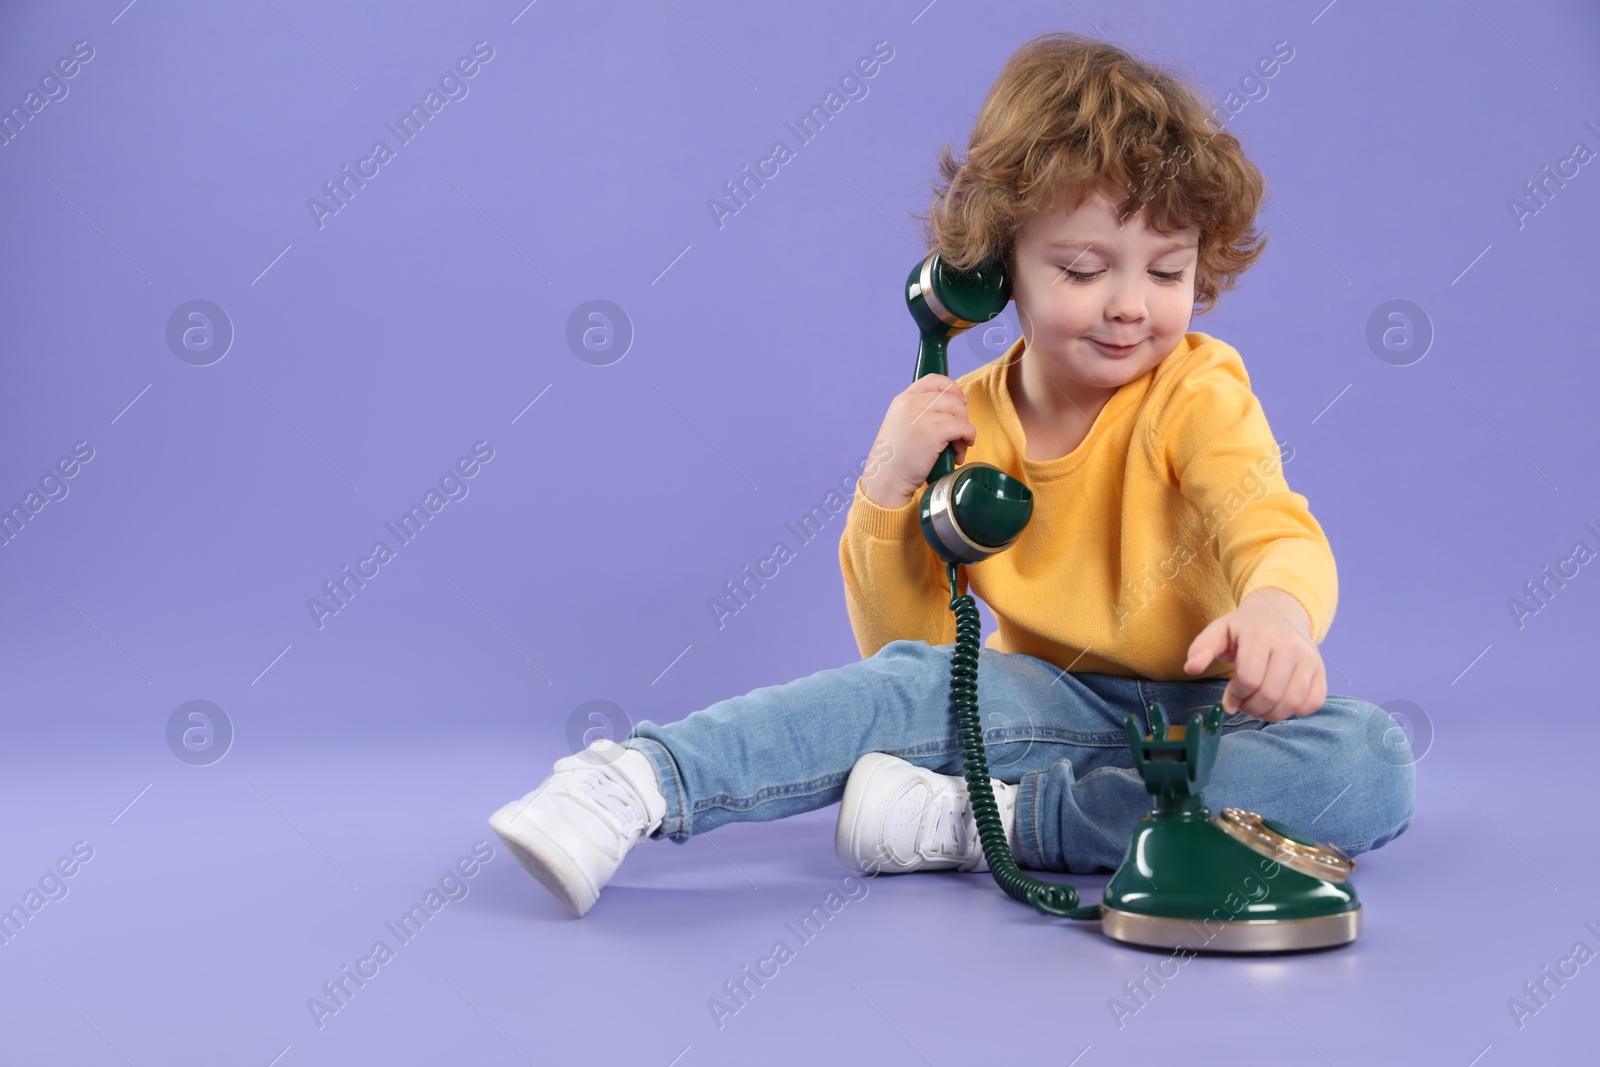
[1058, 268, 1187, 282]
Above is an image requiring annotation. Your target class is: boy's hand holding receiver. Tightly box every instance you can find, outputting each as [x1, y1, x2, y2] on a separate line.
[1183, 587, 1327, 723]
[859, 373, 975, 510]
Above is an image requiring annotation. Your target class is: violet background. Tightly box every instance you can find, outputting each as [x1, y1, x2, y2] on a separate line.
[2, 1, 1597, 1064]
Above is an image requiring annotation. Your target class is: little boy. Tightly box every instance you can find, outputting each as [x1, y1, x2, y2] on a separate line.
[489, 31, 1415, 917]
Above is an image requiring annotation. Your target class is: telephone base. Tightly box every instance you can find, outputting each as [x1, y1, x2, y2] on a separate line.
[1097, 902, 1361, 953]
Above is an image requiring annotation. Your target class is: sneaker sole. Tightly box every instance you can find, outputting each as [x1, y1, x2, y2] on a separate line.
[489, 799, 599, 917]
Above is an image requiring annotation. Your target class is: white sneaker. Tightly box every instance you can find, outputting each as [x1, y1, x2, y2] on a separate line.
[488, 739, 667, 917]
[835, 751, 1022, 874]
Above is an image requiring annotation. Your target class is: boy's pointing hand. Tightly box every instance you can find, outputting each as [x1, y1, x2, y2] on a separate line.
[1183, 588, 1327, 722]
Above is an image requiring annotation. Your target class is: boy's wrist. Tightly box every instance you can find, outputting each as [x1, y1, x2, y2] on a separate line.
[850, 479, 922, 539]
[859, 474, 914, 510]
[1240, 587, 1314, 642]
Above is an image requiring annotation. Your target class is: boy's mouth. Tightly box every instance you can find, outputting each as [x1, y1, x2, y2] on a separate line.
[1090, 338, 1141, 357]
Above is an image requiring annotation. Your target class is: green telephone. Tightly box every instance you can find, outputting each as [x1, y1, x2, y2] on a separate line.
[905, 251, 1361, 952]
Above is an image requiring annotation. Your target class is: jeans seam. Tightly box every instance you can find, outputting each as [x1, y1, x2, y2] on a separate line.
[696, 774, 850, 813]
[1027, 769, 1042, 865]
[1361, 815, 1414, 853]
[894, 733, 1127, 755]
[626, 737, 688, 838]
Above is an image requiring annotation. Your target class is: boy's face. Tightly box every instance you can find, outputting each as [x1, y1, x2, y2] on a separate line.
[1009, 181, 1199, 398]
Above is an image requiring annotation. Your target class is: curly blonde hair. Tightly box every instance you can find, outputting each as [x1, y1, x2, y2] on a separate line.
[914, 32, 1267, 314]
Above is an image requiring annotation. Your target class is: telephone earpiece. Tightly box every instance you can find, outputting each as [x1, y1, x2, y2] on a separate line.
[904, 251, 1033, 565]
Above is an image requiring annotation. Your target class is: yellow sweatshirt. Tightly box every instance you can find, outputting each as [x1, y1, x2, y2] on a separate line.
[838, 331, 1336, 681]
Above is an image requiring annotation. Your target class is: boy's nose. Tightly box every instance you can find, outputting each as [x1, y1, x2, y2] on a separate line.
[1104, 282, 1148, 321]
[1105, 298, 1146, 322]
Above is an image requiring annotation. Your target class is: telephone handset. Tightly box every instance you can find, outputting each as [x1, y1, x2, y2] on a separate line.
[904, 252, 1034, 565]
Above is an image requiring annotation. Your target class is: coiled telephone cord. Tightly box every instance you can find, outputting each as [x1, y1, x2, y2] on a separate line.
[946, 561, 1082, 918]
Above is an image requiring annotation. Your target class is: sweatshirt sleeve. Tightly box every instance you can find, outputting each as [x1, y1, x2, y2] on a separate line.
[1154, 347, 1339, 644]
[838, 479, 969, 658]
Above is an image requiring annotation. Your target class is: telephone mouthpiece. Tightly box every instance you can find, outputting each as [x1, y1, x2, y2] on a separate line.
[919, 462, 1033, 565]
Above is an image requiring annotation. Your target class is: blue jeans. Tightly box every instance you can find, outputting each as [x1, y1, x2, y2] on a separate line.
[624, 639, 1416, 872]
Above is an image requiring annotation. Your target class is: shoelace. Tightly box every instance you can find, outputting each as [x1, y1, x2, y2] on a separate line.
[917, 787, 975, 863]
[917, 781, 1007, 873]
[551, 762, 650, 837]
